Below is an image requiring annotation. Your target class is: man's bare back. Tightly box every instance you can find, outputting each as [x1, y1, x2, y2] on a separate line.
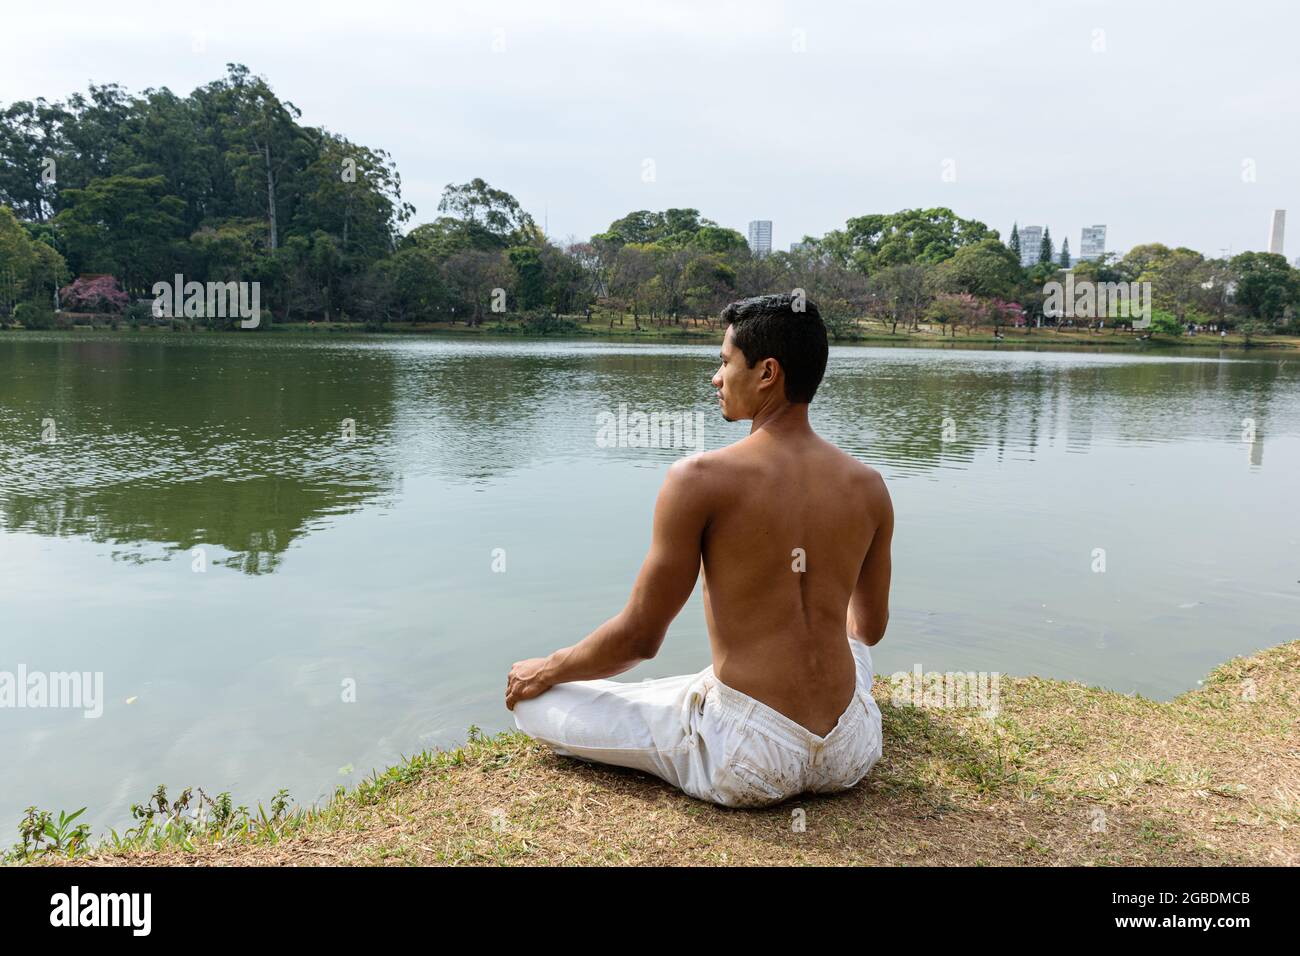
[507, 295, 893, 738]
[694, 422, 891, 736]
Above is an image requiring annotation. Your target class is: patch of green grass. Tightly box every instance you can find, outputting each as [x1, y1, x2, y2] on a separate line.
[4, 728, 525, 864]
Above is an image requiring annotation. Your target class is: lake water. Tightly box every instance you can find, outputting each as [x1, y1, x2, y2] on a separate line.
[2, 332, 1298, 833]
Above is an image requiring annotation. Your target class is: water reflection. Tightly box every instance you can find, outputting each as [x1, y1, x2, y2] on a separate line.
[0, 336, 402, 572]
[1, 338, 1295, 576]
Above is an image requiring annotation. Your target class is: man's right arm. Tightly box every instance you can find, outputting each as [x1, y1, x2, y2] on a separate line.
[506, 455, 708, 708]
[848, 474, 893, 646]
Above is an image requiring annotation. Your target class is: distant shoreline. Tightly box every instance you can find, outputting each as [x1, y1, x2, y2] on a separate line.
[5, 319, 1299, 352]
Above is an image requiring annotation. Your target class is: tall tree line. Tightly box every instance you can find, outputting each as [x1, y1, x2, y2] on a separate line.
[3, 67, 1299, 335]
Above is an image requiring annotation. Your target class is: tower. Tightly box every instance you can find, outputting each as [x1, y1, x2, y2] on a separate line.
[1268, 210, 1285, 255]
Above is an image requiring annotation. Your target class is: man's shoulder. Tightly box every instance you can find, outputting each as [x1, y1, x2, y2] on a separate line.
[657, 450, 734, 522]
[665, 446, 730, 483]
[820, 438, 885, 486]
[818, 442, 890, 518]
[666, 437, 886, 496]
[662, 444, 754, 503]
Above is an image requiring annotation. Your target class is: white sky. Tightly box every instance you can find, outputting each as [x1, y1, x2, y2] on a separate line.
[4, 0, 1298, 258]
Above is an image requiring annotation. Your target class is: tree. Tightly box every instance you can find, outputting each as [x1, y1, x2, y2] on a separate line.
[1137, 247, 1207, 323]
[1071, 252, 1127, 284]
[1120, 243, 1173, 281]
[927, 293, 985, 335]
[1149, 310, 1184, 338]
[595, 208, 717, 247]
[868, 263, 931, 334]
[567, 239, 612, 302]
[363, 246, 449, 322]
[539, 243, 590, 317]
[117, 86, 215, 235]
[54, 175, 185, 293]
[0, 99, 65, 222]
[506, 245, 547, 311]
[0, 204, 68, 314]
[645, 245, 694, 319]
[1059, 237, 1070, 268]
[442, 249, 507, 325]
[308, 230, 344, 322]
[1196, 258, 1234, 324]
[272, 234, 312, 321]
[1038, 227, 1053, 265]
[608, 244, 655, 327]
[220, 65, 317, 251]
[692, 225, 748, 255]
[733, 251, 787, 300]
[682, 253, 737, 320]
[437, 178, 539, 249]
[404, 217, 482, 257]
[1025, 261, 1064, 325]
[925, 292, 960, 335]
[595, 210, 661, 246]
[821, 208, 995, 273]
[988, 298, 1025, 330]
[785, 247, 870, 337]
[188, 218, 266, 284]
[933, 239, 1023, 300]
[1008, 222, 1021, 262]
[58, 275, 129, 312]
[1230, 252, 1299, 322]
[296, 133, 410, 260]
[46, 84, 135, 202]
[1237, 318, 1272, 345]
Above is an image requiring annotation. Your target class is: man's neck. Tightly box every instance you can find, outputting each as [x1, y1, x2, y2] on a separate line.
[750, 400, 812, 436]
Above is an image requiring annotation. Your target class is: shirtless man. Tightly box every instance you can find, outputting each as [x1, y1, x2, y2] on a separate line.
[507, 293, 893, 807]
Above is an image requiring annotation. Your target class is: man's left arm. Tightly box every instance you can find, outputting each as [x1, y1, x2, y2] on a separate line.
[506, 456, 709, 709]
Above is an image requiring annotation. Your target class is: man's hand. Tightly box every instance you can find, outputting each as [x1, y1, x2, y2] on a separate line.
[505, 657, 553, 710]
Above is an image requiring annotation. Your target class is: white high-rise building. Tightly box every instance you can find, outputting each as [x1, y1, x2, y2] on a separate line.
[748, 220, 772, 257]
[1080, 225, 1107, 261]
[1017, 225, 1043, 267]
[1268, 210, 1285, 255]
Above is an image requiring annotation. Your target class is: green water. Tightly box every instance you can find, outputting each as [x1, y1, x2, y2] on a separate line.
[1, 332, 1297, 830]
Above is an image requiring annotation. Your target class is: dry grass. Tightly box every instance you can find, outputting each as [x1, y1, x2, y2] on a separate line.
[46, 641, 1300, 867]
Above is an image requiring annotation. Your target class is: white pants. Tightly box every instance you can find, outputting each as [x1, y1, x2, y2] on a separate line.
[513, 637, 883, 807]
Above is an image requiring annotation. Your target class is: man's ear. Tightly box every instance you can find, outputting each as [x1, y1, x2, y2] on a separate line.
[759, 358, 780, 388]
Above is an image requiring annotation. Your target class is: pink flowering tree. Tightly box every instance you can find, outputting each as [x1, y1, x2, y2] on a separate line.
[989, 298, 1025, 329]
[59, 275, 130, 313]
[928, 293, 987, 335]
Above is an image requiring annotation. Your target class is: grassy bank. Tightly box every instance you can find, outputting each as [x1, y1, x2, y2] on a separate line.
[20, 640, 1300, 866]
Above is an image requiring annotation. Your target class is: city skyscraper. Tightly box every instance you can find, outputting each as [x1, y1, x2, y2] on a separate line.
[748, 220, 772, 257]
[1018, 225, 1043, 267]
[1268, 210, 1286, 255]
[1080, 225, 1107, 261]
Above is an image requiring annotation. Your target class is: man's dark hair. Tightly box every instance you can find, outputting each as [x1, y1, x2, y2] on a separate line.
[720, 293, 828, 404]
